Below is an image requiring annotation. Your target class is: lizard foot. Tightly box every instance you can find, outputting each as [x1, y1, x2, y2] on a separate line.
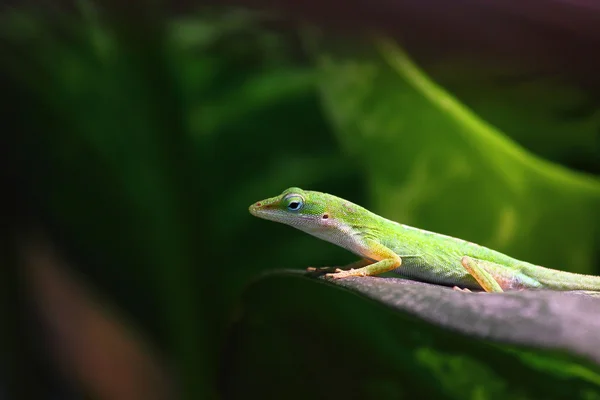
[325, 268, 366, 279]
[306, 266, 342, 277]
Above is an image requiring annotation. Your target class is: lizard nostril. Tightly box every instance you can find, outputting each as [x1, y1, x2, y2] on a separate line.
[256, 202, 262, 207]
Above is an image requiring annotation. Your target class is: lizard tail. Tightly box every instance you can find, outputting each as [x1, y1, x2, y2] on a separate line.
[524, 264, 600, 291]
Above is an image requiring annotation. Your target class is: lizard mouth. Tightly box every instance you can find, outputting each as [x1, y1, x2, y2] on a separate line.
[249, 208, 287, 224]
[248, 202, 280, 220]
[248, 204, 259, 216]
[249, 203, 315, 225]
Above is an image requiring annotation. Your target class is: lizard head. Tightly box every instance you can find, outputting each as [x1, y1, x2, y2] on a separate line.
[249, 187, 355, 236]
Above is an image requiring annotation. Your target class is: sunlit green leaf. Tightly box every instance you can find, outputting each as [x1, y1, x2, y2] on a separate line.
[313, 35, 600, 274]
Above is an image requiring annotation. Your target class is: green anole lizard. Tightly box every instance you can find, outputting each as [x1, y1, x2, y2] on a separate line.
[249, 187, 600, 293]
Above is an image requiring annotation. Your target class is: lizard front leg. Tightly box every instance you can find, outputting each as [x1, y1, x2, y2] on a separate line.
[306, 258, 372, 274]
[326, 239, 401, 279]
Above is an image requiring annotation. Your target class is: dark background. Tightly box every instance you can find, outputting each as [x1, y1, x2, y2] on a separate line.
[1, 1, 599, 399]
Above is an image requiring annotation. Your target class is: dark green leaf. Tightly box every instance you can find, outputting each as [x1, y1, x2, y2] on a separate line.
[223, 270, 600, 400]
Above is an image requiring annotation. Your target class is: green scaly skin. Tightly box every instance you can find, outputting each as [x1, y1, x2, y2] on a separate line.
[249, 187, 600, 293]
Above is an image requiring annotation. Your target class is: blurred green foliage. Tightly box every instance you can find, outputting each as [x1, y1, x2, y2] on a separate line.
[313, 35, 600, 273]
[1, 3, 599, 399]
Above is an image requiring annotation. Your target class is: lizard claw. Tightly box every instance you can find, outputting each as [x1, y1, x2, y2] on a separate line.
[306, 266, 339, 273]
[452, 286, 472, 293]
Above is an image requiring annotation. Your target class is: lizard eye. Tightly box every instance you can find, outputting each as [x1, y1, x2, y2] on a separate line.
[285, 196, 304, 211]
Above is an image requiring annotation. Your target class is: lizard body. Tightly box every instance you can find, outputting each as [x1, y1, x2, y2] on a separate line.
[249, 187, 600, 293]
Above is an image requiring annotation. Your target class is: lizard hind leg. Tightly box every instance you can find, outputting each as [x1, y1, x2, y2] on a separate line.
[460, 256, 504, 293]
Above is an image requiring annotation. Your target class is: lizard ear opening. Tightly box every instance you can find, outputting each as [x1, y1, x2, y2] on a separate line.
[322, 214, 329, 219]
